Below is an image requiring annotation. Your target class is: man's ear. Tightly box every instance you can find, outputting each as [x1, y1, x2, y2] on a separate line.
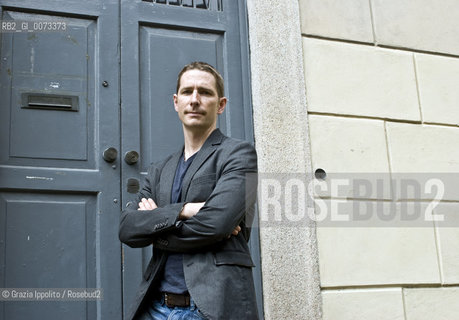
[217, 97, 227, 114]
[173, 94, 178, 112]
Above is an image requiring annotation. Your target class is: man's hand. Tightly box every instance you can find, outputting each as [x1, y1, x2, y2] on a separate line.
[138, 198, 158, 211]
[230, 225, 241, 238]
[179, 202, 205, 220]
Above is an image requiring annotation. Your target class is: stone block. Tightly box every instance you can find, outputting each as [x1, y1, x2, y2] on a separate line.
[372, 0, 459, 55]
[299, 0, 373, 43]
[386, 122, 459, 173]
[416, 54, 459, 125]
[404, 288, 459, 320]
[322, 288, 405, 320]
[435, 203, 459, 284]
[386, 122, 459, 201]
[309, 115, 389, 173]
[309, 115, 391, 199]
[303, 38, 420, 120]
[317, 201, 440, 287]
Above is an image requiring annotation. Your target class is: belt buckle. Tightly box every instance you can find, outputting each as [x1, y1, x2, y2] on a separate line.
[164, 292, 190, 308]
[164, 293, 171, 307]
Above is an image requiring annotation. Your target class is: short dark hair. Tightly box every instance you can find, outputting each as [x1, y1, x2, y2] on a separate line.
[176, 61, 224, 98]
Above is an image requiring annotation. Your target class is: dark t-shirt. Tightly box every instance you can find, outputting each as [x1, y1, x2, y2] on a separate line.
[158, 152, 196, 294]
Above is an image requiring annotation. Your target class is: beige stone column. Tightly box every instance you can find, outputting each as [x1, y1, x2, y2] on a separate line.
[246, 1, 321, 319]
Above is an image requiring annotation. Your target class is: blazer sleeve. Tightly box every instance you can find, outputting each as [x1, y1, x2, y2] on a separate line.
[118, 164, 185, 248]
[153, 141, 258, 252]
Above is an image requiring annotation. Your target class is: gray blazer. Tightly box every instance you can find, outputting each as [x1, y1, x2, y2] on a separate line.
[119, 129, 258, 320]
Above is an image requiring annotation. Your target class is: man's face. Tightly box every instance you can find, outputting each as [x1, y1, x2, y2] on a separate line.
[174, 69, 226, 132]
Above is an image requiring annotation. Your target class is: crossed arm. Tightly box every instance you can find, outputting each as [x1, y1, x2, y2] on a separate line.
[137, 198, 241, 237]
[119, 141, 257, 251]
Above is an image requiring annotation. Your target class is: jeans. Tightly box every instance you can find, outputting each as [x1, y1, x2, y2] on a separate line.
[143, 296, 208, 320]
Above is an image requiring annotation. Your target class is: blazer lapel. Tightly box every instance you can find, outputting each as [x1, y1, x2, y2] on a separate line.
[180, 129, 224, 200]
[160, 150, 182, 205]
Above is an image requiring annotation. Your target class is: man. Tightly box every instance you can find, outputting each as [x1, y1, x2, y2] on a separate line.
[119, 62, 258, 320]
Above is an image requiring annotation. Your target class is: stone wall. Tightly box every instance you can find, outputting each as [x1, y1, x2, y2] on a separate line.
[247, 0, 321, 319]
[299, 0, 459, 319]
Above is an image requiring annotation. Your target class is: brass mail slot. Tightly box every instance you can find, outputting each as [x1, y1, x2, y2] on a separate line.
[21, 93, 79, 111]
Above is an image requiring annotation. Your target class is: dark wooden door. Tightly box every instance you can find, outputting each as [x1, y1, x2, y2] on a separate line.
[0, 0, 121, 319]
[0, 0, 262, 319]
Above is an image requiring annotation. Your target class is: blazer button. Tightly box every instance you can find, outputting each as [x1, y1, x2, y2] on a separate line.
[158, 238, 168, 246]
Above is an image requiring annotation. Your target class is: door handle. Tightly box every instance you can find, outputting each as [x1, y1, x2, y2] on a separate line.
[124, 150, 139, 165]
[103, 147, 118, 162]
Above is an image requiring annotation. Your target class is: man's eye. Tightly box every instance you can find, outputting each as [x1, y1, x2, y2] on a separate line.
[181, 90, 192, 94]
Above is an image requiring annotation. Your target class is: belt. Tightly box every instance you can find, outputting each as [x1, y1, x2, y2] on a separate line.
[162, 292, 191, 308]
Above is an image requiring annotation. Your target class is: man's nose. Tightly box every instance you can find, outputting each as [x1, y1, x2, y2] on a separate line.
[190, 90, 199, 104]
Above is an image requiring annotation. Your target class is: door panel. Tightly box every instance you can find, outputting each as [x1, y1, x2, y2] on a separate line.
[138, 26, 223, 168]
[0, 0, 121, 319]
[0, 193, 96, 319]
[2, 11, 95, 166]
